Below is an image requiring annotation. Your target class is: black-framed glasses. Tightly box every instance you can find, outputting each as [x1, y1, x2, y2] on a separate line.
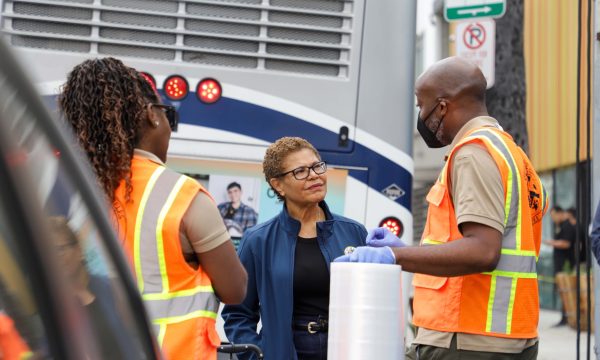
[152, 104, 179, 131]
[276, 161, 327, 180]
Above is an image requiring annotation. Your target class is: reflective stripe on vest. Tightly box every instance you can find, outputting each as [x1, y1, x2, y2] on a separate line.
[133, 166, 219, 341]
[445, 129, 537, 335]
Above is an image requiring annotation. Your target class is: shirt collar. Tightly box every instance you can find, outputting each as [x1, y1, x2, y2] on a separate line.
[134, 148, 164, 165]
[444, 116, 501, 160]
[278, 201, 334, 236]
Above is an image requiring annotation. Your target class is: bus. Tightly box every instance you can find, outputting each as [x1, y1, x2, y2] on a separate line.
[1, 0, 417, 344]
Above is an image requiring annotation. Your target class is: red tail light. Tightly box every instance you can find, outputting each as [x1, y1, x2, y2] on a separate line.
[163, 75, 188, 101]
[139, 72, 157, 91]
[379, 217, 403, 237]
[196, 78, 222, 104]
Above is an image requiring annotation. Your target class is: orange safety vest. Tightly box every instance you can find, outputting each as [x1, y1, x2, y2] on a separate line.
[412, 127, 548, 339]
[114, 156, 221, 360]
[0, 313, 31, 360]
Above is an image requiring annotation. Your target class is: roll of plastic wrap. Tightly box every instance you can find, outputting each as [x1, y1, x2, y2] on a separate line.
[328, 262, 404, 360]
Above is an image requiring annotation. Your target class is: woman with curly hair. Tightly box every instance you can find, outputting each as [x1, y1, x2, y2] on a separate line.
[59, 57, 247, 360]
[222, 137, 367, 360]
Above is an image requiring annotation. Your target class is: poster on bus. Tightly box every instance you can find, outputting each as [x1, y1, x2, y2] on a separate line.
[208, 174, 261, 249]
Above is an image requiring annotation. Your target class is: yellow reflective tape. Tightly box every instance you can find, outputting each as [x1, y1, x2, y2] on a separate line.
[505, 277, 517, 335]
[500, 248, 536, 257]
[439, 165, 447, 185]
[142, 285, 215, 300]
[153, 309, 218, 325]
[422, 238, 444, 245]
[503, 166, 512, 227]
[134, 167, 165, 293]
[155, 176, 188, 294]
[157, 324, 167, 347]
[467, 134, 513, 226]
[466, 132, 523, 250]
[20, 351, 34, 360]
[486, 274, 497, 332]
[487, 131, 523, 250]
[482, 270, 537, 278]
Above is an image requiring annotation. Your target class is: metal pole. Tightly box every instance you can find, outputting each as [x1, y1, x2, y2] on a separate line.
[592, 0, 600, 357]
[585, 1, 593, 359]
[576, 1, 583, 358]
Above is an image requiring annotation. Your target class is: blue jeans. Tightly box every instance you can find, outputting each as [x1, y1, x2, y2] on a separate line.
[293, 315, 328, 360]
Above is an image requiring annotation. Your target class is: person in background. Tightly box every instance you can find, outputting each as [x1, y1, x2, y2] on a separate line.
[566, 207, 585, 263]
[336, 57, 547, 359]
[543, 206, 576, 326]
[217, 182, 258, 249]
[566, 207, 577, 226]
[59, 57, 247, 360]
[222, 137, 367, 360]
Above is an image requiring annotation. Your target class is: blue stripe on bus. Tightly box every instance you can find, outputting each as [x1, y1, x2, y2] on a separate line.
[43, 93, 412, 210]
[174, 96, 412, 210]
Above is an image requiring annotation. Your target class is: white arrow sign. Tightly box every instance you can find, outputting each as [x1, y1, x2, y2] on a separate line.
[457, 6, 492, 16]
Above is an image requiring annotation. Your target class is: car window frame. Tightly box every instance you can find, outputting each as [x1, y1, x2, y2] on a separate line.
[0, 149, 72, 358]
[0, 38, 160, 359]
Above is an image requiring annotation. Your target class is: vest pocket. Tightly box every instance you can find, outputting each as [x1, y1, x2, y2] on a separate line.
[422, 182, 451, 244]
[412, 273, 448, 290]
[425, 182, 446, 206]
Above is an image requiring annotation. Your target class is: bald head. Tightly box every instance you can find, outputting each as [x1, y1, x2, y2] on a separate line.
[416, 57, 487, 102]
[414, 57, 490, 146]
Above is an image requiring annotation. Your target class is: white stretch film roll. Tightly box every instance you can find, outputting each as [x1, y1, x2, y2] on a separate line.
[328, 262, 404, 360]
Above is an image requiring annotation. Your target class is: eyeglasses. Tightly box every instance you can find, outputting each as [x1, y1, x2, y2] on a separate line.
[276, 161, 327, 180]
[152, 104, 179, 131]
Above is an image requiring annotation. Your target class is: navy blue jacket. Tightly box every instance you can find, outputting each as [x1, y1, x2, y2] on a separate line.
[221, 201, 367, 360]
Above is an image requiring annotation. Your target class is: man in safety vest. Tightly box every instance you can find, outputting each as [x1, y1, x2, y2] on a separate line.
[336, 56, 547, 359]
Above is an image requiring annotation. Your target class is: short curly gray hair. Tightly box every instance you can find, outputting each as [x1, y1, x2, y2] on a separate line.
[263, 137, 320, 201]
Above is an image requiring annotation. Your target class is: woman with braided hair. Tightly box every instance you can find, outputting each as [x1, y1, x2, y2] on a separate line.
[59, 57, 247, 360]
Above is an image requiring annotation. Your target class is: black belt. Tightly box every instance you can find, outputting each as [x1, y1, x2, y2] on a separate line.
[293, 319, 328, 334]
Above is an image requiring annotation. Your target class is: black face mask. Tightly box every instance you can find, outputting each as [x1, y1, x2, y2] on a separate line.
[417, 102, 446, 148]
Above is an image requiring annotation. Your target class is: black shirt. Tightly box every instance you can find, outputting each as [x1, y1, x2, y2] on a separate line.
[553, 220, 576, 273]
[293, 237, 329, 317]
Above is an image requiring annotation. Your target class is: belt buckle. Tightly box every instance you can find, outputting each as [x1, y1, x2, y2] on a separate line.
[307, 321, 318, 334]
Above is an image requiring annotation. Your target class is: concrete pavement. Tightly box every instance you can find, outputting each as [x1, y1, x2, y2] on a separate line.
[539, 309, 596, 360]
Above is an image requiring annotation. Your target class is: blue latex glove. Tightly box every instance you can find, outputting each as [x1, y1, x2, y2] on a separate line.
[366, 227, 405, 248]
[334, 246, 396, 264]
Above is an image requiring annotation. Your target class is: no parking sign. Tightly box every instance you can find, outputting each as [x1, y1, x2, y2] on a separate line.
[456, 19, 495, 88]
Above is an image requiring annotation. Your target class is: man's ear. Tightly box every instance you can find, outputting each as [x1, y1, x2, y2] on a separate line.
[269, 178, 284, 198]
[438, 99, 448, 116]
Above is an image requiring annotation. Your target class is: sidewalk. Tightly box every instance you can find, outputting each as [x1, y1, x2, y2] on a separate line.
[539, 309, 596, 360]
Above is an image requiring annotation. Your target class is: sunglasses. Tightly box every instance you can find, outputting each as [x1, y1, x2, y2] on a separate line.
[152, 104, 179, 131]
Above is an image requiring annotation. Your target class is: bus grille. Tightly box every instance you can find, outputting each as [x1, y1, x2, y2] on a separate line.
[1, 0, 354, 78]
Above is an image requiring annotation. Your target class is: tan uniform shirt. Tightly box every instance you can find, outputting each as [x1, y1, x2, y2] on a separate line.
[134, 150, 230, 267]
[413, 117, 538, 353]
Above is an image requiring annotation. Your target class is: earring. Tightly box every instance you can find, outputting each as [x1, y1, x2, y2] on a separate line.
[154, 121, 159, 127]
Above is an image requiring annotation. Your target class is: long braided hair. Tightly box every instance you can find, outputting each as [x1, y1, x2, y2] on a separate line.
[59, 57, 159, 202]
